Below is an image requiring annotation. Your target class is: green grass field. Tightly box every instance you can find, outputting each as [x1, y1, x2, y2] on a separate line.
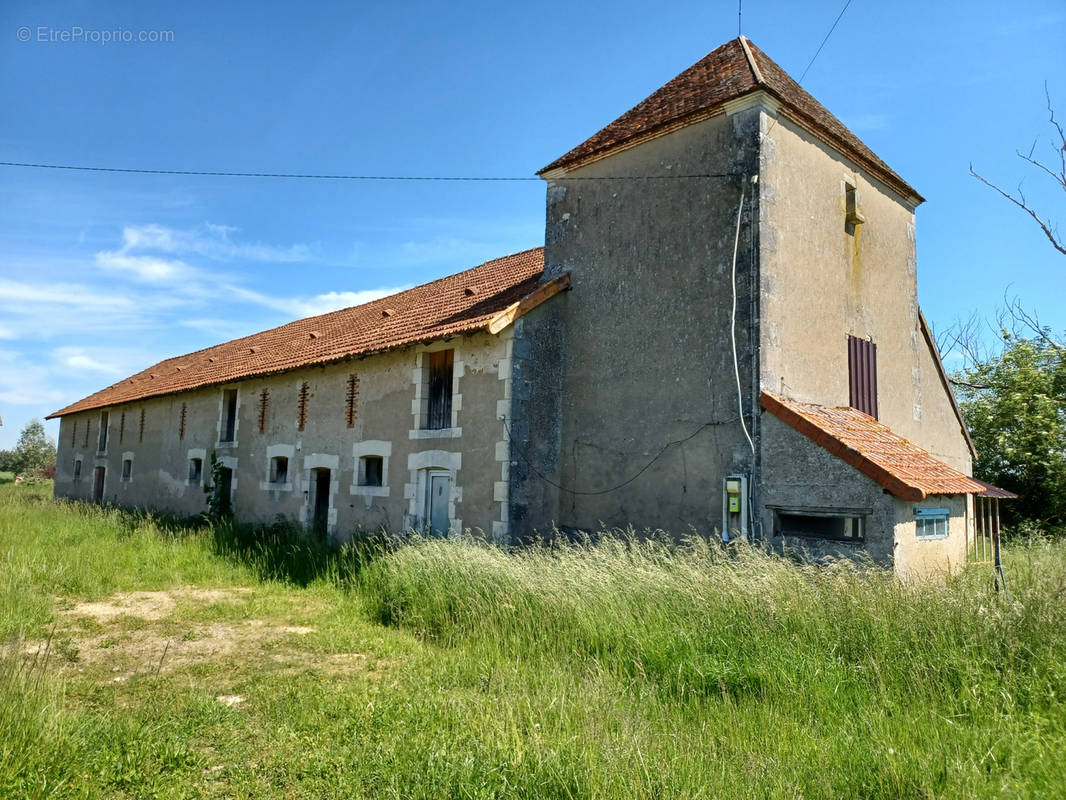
[2, 482, 1064, 799]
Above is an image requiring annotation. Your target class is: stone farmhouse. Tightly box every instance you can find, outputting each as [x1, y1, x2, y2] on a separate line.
[50, 37, 990, 576]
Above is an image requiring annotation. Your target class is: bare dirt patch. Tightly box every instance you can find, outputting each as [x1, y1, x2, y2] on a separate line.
[67, 587, 253, 623]
[15, 587, 388, 683]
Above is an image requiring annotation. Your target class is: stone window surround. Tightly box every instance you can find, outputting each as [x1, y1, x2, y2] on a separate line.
[404, 449, 461, 534]
[493, 329, 514, 541]
[259, 443, 295, 492]
[186, 447, 206, 487]
[216, 387, 240, 449]
[410, 343, 463, 440]
[299, 453, 339, 534]
[351, 440, 391, 498]
[96, 410, 110, 456]
[121, 451, 135, 485]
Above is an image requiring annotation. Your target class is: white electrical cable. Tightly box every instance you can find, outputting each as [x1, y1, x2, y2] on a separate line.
[730, 180, 756, 456]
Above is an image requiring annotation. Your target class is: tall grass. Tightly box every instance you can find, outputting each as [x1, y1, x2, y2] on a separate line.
[2, 483, 1064, 797]
[359, 533, 1066, 796]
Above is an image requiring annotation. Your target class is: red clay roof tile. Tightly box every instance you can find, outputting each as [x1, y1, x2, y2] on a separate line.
[761, 391, 983, 501]
[540, 37, 921, 203]
[49, 247, 545, 418]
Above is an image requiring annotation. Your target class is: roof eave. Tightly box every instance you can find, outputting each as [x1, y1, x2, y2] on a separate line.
[47, 271, 571, 420]
[539, 88, 923, 206]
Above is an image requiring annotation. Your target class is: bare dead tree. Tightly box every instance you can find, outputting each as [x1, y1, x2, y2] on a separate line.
[970, 85, 1065, 257]
[939, 295, 1063, 390]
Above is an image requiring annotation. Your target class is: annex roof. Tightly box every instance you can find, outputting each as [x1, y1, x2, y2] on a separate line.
[49, 247, 550, 418]
[540, 37, 921, 203]
[761, 391, 984, 501]
[972, 479, 1019, 500]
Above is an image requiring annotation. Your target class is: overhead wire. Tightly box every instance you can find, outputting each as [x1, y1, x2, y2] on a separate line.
[0, 160, 734, 182]
[764, 0, 854, 139]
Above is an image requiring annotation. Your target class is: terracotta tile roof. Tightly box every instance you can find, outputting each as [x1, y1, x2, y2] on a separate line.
[540, 37, 921, 203]
[972, 479, 1018, 500]
[49, 247, 545, 418]
[761, 391, 983, 501]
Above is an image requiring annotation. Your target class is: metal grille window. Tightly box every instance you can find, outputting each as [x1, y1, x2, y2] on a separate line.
[848, 335, 878, 419]
[775, 510, 864, 542]
[425, 350, 454, 430]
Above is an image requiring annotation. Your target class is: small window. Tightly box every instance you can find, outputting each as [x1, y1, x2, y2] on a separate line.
[359, 455, 383, 487]
[270, 456, 289, 484]
[221, 389, 238, 442]
[425, 349, 454, 430]
[73, 459, 82, 482]
[188, 457, 203, 483]
[97, 411, 109, 453]
[915, 508, 950, 540]
[848, 335, 878, 419]
[776, 510, 864, 542]
[121, 459, 133, 482]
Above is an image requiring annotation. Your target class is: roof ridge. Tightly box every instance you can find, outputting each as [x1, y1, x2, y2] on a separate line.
[737, 35, 765, 85]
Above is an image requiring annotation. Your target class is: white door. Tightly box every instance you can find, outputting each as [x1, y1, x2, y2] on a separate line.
[427, 472, 450, 536]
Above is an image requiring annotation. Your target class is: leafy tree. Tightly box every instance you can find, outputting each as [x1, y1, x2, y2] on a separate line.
[10, 419, 57, 478]
[0, 449, 17, 473]
[955, 331, 1066, 526]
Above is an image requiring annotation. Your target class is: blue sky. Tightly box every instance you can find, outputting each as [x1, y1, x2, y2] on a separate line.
[1, 0, 1063, 449]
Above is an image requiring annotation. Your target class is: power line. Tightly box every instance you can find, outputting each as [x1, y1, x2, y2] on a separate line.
[796, 0, 853, 84]
[0, 160, 734, 183]
[765, 0, 854, 140]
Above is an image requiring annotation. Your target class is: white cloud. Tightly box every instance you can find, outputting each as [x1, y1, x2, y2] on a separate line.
[225, 285, 408, 317]
[119, 223, 312, 263]
[52, 347, 127, 375]
[0, 279, 138, 313]
[0, 325, 16, 340]
[94, 252, 198, 283]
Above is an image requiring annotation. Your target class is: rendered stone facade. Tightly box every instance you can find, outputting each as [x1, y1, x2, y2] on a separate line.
[52, 37, 981, 576]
